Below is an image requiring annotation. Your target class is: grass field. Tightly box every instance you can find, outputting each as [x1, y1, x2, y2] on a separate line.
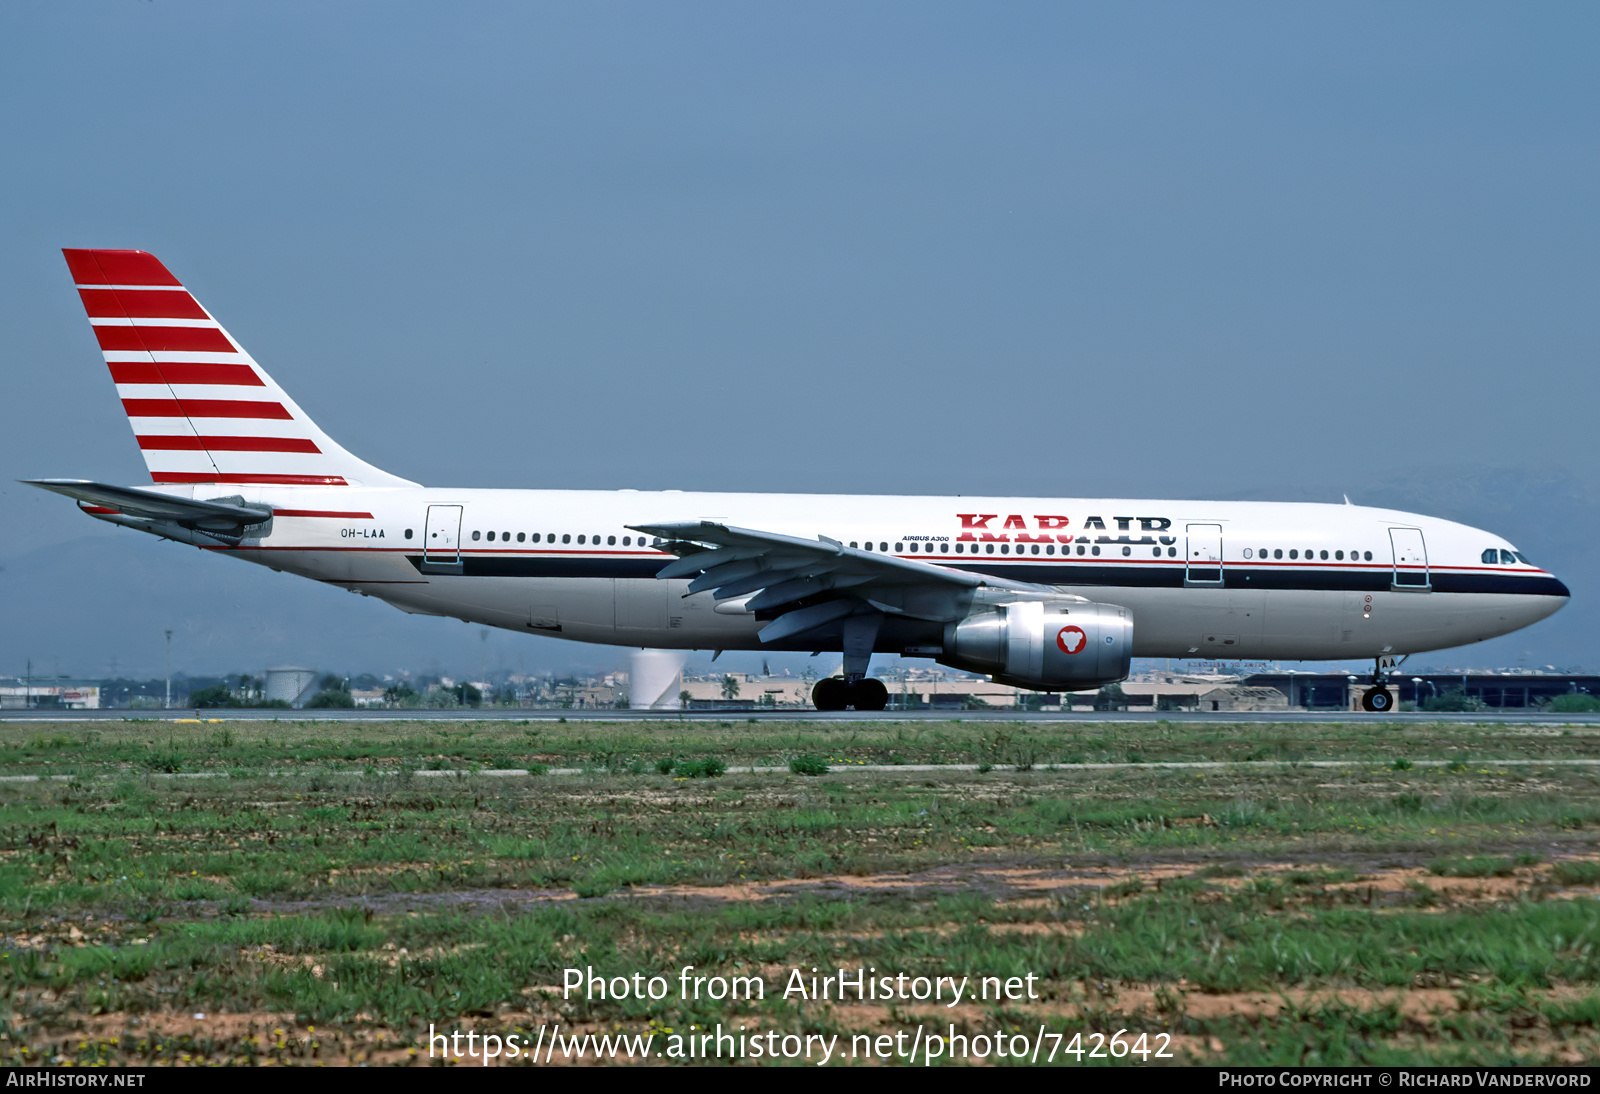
[3, 717, 1599, 1065]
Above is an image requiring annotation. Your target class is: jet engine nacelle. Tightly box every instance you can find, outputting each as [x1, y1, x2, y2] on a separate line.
[939, 599, 1132, 691]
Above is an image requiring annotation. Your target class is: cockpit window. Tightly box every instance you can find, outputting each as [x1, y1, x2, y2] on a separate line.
[1500, 550, 1518, 565]
[1515, 552, 1532, 565]
[1482, 548, 1498, 564]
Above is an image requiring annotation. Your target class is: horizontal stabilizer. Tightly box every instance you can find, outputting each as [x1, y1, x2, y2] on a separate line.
[23, 479, 271, 532]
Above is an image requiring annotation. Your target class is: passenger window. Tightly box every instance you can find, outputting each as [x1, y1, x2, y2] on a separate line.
[1033, 545, 1041, 555]
[1364, 551, 1372, 560]
[880, 542, 887, 552]
[405, 529, 413, 539]
[1151, 547, 1160, 557]
[1091, 546, 1100, 556]
[1274, 549, 1282, 559]
[1122, 546, 1131, 556]
[1000, 544, 1009, 554]
[608, 535, 616, 545]
[517, 532, 525, 542]
[1244, 549, 1252, 559]
[1335, 550, 1343, 560]
[471, 531, 481, 541]
[1320, 550, 1328, 560]
[562, 534, 571, 544]
[1169, 547, 1177, 557]
[985, 544, 995, 554]
[1046, 545, 1054, 555]
[487, 531, 496, 541]
[1289, 549, 1297, 559]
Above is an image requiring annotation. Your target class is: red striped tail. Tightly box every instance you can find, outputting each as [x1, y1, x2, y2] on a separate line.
[64, 249, 417, 489]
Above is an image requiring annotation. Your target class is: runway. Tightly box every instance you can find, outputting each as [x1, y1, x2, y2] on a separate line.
[3, 707, 1599, 727]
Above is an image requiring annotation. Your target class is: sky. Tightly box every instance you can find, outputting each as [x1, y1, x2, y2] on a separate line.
[2, 3, 1596, 680]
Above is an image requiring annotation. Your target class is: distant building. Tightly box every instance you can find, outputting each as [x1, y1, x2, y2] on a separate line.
[1197, 686, 1290, 712]
[1243, 671, 1600, 710]
[0, 678, 101, 710]
[264, 667, 319, 708]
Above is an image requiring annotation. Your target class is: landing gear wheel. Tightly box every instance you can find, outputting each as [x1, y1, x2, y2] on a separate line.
[1362, 686, 1393, 713]
[812, 677, 849, 711]
[852, 678, 889, 711]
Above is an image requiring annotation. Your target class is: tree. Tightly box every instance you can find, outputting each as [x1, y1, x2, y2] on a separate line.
[189, 685, 236, 709]
[384, 683, 419, 706]
[1419, 689, 1484, 713]
[720, 675, 741, 700]
[1094, 682, 1128, 711]
[306, 688, 355, 709]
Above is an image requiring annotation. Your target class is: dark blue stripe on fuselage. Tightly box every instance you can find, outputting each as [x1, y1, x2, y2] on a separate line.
[405, 555, 1568, 597]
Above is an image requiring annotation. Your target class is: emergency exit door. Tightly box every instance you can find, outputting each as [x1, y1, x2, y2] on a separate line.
[1185, 524, 1224, 585]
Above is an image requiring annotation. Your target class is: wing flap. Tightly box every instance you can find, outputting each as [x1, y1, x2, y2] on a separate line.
[630, 519, 1053, 641]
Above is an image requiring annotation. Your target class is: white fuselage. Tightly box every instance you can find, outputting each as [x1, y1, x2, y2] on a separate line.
[50, 249, 1570, 686]
[120, 485, 1568, 665]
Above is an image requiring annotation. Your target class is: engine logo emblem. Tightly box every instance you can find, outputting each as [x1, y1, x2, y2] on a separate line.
[1056, 625, 1087, 655]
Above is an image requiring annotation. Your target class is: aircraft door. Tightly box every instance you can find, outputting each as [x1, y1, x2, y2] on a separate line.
[423, 505, 464, 574]
[1389, 527, 1430, 590]
[1185, 524, 1224, 586]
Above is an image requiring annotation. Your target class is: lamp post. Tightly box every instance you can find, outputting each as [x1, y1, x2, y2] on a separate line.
[164, 630, 172, 710]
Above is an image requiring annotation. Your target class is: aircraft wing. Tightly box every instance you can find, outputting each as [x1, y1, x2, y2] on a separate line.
[629, 520, 1059, 643]
[23, 479, 272, 533]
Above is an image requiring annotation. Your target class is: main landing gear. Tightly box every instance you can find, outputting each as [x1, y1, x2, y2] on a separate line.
[1359, 654, 1404, 713]
[812, 676, 889, 711]
[812, 611, 888, 710]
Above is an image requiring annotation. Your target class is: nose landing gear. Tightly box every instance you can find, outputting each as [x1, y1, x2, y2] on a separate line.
[1360, 654, 1405, 712]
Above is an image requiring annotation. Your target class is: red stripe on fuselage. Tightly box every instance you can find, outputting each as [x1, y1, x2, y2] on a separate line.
[273, 509, 375, 519]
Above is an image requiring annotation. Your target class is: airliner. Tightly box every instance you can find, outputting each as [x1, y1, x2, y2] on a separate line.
[29, 249, 1569, 712]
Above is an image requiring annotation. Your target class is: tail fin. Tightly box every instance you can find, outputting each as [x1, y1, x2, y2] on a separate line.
[63, 249, 417, 489]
